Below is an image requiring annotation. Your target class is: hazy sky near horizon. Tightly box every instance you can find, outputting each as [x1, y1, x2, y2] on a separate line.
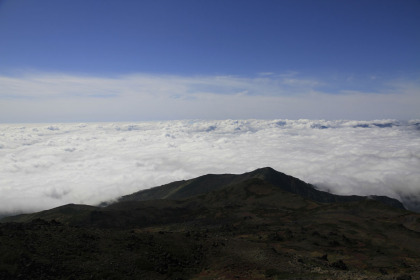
[1, 0, 419, 122]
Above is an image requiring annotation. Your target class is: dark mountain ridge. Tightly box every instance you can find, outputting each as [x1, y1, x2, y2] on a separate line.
[2, 167, 405, 226]
[1, 168, 419, 279]
[119, 167, 405, 210]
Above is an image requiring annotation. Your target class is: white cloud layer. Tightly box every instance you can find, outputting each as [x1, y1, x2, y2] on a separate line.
[0, 119, 419, 215]
[0, 72, 419, 122]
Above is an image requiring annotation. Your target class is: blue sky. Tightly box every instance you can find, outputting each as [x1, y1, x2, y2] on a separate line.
[0, 0, 419, 122]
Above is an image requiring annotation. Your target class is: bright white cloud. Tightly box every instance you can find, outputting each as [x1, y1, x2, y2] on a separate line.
[0, 119, 419, 215]
[0, 72, 419, 122]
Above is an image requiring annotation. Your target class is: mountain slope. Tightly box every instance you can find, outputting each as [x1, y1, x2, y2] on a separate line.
[1, 168, 418, 279]
[119, 167, 405, 210]
[2, 168, 406, 226]
[1, 177, 419, 279]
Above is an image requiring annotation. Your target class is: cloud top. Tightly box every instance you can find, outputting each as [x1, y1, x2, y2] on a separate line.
[0, 119, 419, 215]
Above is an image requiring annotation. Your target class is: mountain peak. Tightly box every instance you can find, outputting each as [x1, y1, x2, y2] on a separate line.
[248, 166, 282, 176]
[119, 167, 405, 210]
[1, 168, 418, 279]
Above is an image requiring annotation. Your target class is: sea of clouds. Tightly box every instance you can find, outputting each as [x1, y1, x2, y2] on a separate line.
[1, 119, 419, 215]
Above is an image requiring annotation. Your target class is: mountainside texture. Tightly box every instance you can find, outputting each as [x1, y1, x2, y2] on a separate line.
[119, 167, 405, 210]
[1, 168, 419, 279]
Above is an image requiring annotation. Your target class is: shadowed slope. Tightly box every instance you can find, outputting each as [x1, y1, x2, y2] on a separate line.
[1, 169, 419, 279]
[2, 168, 405, 226]
[119, 167, 405, 210]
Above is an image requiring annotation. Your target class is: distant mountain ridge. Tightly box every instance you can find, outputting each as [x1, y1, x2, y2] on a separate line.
[1, 167, 406, 225]
[119, 167, 405, 210]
